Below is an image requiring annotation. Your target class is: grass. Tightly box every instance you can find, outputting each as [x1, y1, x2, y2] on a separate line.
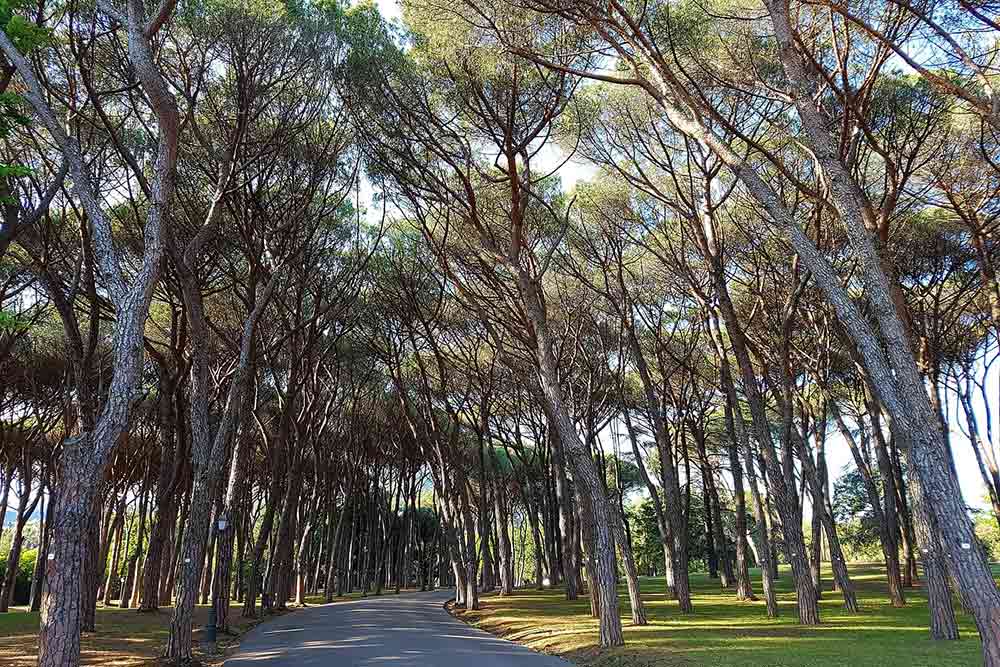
[451, 564, 991, 667]
[0, 587, 423, 666]
[0, 601, 270, 667]
[0, 571, 986, 666]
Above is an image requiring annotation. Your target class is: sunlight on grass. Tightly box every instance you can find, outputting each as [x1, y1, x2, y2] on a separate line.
[0, 589, 405, 666]
[453, 564, 987, 667]
[0, 600, 291, 666]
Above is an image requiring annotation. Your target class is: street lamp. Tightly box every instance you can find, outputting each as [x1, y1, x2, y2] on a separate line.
[206, 605, 217, 645]
[204, 516, 231, 646]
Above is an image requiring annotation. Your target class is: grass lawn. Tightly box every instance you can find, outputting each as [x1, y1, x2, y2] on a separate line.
[451, 564, 990, 667]
[0, 602, 269, 666]
[0, 588, 422, 666]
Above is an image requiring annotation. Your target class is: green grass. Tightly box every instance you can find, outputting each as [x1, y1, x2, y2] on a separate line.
[0, 600, 295, 666]
[0, 588, 420, 666]
[453, 564, 989, 667]
[0, 607, 40, 635]
[302, 586, 421, 606]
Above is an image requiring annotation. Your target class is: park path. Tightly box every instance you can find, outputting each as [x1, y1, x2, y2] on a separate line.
[223, 589, 571, 666]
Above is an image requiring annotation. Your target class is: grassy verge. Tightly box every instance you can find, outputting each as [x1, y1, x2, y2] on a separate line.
[451, 564, 990, 667]
[0, 587, 424, 666]
[0, 601, 275, 667]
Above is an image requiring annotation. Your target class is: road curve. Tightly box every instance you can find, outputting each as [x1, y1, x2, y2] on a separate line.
[224, 589, 571, 666]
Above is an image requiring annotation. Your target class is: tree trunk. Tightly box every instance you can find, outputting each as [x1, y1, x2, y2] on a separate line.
[101, 500, 125, 606]
[494, 481, 515, 596]
[121, 482, 150, 609]
[80, 496, 102, 632]
[708, 310, 773, 613]
[611, 503, 647, 625]
[713, 271, 818, 624]
[829, 398, 905, 607]
[910, 472, 959, 640]
[139, 370, 182, 612]
[551, 425, 578, 601]
[523, 270, 623, 647]
[0, 519, 26, 611]
[622, 302, 692, 612]
[30, 490, 51, 612]
[37, 447, 98, 667]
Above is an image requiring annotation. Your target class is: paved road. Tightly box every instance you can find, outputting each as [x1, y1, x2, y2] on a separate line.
[224, 589, 571, 666]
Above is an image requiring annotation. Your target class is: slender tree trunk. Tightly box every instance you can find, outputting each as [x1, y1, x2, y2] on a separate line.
[523, 271, 623, 647]
[829, 398, 905, 607]
[140, 370, 181, 612]
[30, 490, 51, 612]
[0, 464, 13, 552]
[213, 393, 257, 631]
[551, 426, 578, 600]
[121, 482, 150, 609]
[622, 303, 691, 612]
[101, 504, 125, 606]
[524, 484, 545, 589]
[494, 481, 515, 596]
[80, 496, 103, 632]
[713, 273, 818, 623]
[710, 479, 734, 588]
[708, 311, 772, 612]
[791, 421, 859, 612]
[0, 518, 27, 611]
[327, 493, 350, 602]
[611, 503, 647, 625]
[909, 472, 959, 640]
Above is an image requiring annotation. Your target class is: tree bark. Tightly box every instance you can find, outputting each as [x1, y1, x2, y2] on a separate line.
[522, 272, 624, 647]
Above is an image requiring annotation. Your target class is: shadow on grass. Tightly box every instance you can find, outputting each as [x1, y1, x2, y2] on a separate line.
[454, 564, 988, 667]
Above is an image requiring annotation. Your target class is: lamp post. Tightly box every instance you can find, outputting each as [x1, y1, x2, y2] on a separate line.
[205, 516, 229, 646]
[206, 606, 217, 645]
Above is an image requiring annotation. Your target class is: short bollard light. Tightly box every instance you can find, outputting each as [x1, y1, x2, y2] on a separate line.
[206, 606, 218, 645]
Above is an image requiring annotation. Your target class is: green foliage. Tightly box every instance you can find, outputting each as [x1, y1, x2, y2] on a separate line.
[342, 0, 405, 75]
[832, 469, 884, 558]
[0, 0, 49, 53]
[0, 522, 39, 556]
[0, 309, 27, 331]
[0, 0, 50, 187]
[0, 92, 27, 141]
[975, 512, 1000, 561]
[0, 91, 30, 195]
[0, 548, 37, 606]
[626, 498, 663, 575]
[626, 492, 743, 575]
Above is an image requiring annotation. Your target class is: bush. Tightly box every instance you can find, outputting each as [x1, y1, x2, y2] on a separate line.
[0, 548, 38, 606]
[975, 513, 1000, 561]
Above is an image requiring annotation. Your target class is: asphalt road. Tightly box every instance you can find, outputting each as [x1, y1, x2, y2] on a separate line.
[224, 589, 571, 666]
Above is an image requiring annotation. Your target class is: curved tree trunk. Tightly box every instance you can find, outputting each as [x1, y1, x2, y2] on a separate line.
[910, 473, 959, 640]
[612, 503, 647, 625]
